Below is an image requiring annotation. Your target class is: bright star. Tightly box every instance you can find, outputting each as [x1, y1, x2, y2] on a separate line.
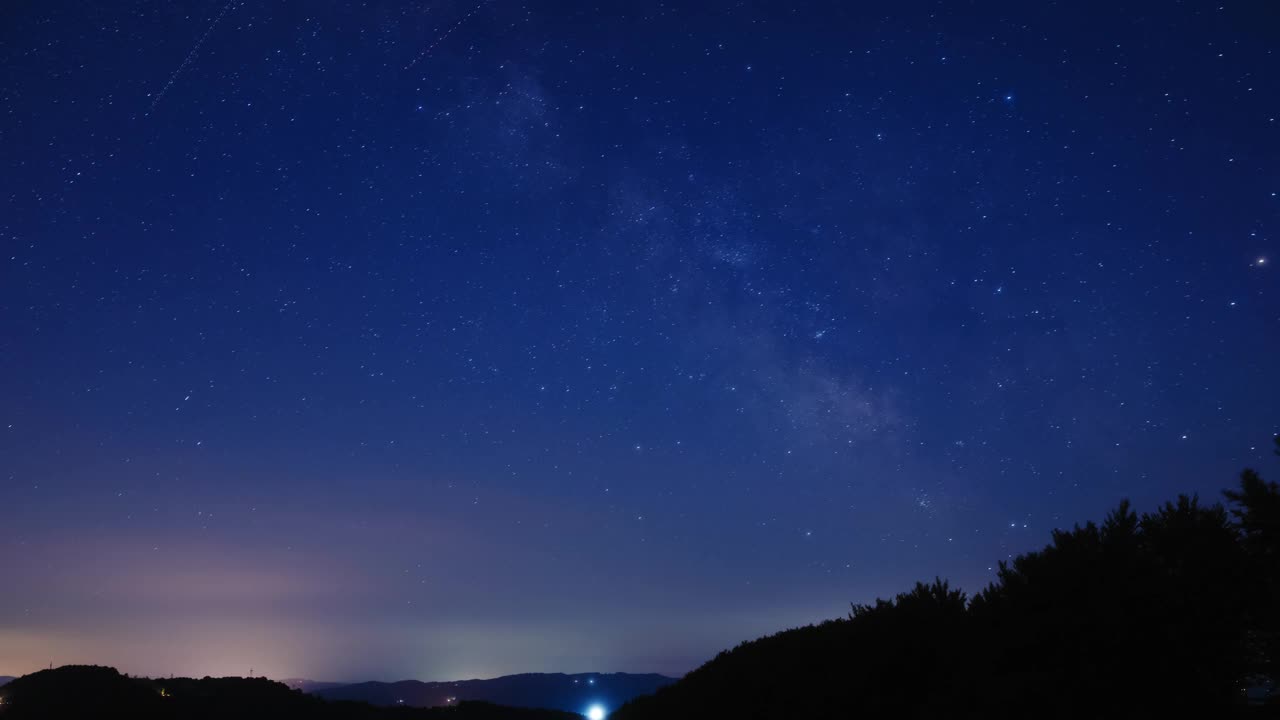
[586, 704, 606, 720]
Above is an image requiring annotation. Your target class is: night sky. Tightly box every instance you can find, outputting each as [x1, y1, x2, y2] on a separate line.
[2, 0, 1277, 683]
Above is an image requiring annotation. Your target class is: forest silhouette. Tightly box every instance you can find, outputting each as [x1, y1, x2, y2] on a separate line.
[614, 436, 1280, 719]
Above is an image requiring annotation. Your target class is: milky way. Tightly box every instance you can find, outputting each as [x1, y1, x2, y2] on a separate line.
[1, 0, 1276, 682]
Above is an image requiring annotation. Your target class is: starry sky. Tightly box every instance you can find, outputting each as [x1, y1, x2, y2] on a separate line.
[1, 0, 1277, 683]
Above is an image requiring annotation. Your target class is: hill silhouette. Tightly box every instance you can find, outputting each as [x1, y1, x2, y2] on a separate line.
[314, 673, 673, 712]
[0, 665, 582, 720]
[283, 678, 349, 693]
[613, 437, 1280, 719]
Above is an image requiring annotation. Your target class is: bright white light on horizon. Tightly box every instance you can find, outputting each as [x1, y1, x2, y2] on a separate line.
[586, 704, 607, 720]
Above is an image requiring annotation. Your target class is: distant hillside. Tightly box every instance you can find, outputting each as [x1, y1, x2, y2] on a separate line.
[282, 678, 348, 693]
[0, 665, 583, 720]
[0, 676, 13, 687]
[316, 673, 675, 714]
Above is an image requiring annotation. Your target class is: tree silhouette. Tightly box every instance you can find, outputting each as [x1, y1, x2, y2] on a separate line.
[615, 435, 1280, 719]
[1225, 436, 1280, 685]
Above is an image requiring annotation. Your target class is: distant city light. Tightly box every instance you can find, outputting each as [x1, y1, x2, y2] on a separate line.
[586, 703, 607, 720]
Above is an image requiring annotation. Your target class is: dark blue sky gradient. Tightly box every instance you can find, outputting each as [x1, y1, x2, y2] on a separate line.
[1, 0, 1277, 681]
